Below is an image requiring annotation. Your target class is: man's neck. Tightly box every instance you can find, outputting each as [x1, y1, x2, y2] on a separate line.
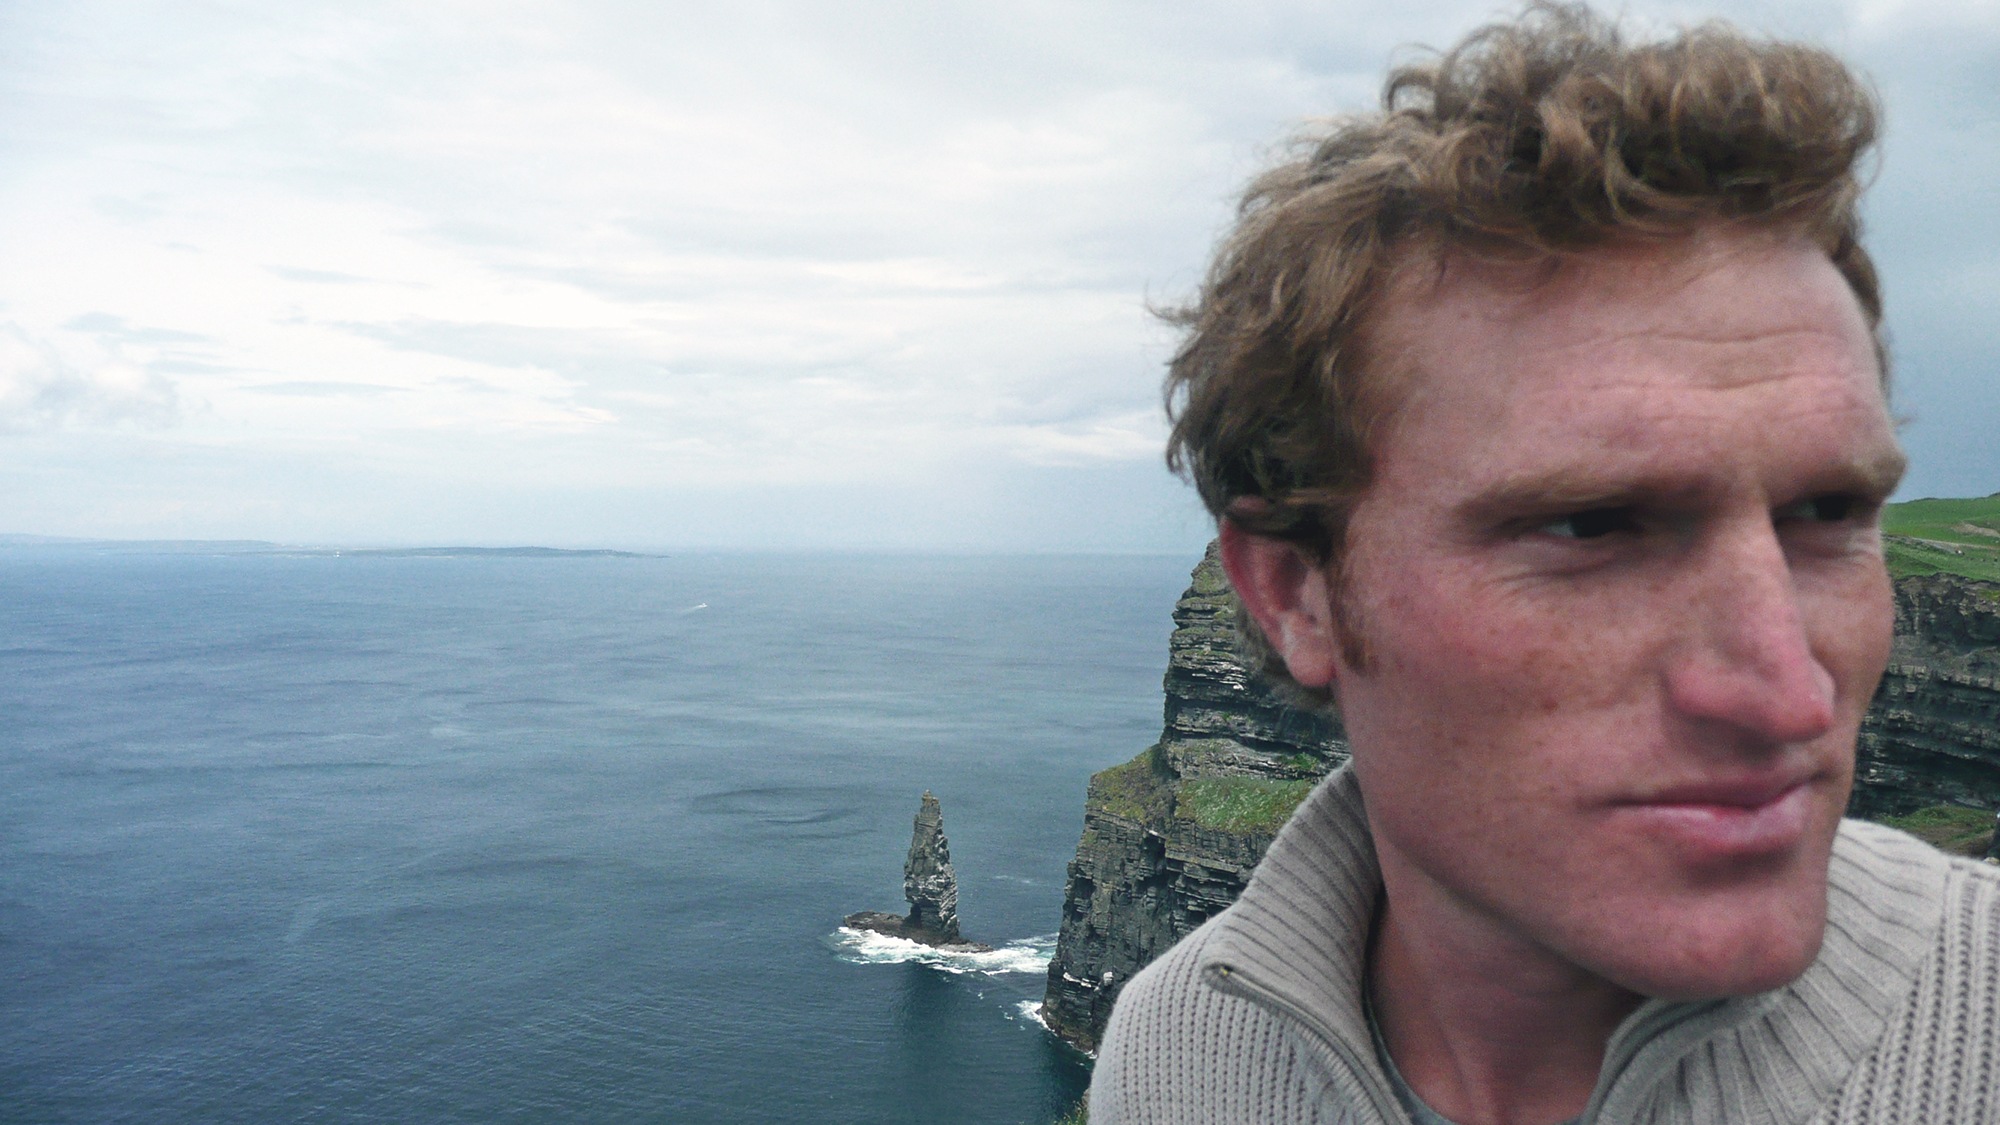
[1368, 882, 1644, 1125]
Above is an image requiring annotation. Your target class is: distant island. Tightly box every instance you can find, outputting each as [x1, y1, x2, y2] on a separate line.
[0, 535, 656, 559]
[268, 546, 655, 559]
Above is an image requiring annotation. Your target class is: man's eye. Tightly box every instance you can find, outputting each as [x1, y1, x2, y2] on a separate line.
[1775, 494, 1858, 523]
[1539, 508, 1639, 539]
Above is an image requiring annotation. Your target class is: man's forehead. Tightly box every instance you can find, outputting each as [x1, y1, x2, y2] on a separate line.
[1348, 225, 1900, 505]
[1359, 227, 1880, 408]
[1374, 226, 1832, 337]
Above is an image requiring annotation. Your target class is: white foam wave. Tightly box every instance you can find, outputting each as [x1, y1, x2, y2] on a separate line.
[1014, 1000, 1049, 1030]
[829, 928, 1057, 976]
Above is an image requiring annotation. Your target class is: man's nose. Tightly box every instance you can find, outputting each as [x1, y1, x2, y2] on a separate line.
[1663, 519, 1838, 745]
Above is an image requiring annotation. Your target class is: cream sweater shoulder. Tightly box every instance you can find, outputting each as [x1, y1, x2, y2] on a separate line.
[1088, 769, 2000, 1125]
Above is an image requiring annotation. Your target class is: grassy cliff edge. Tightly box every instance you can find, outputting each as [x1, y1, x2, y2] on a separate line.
[1883, 493, 2000, 584]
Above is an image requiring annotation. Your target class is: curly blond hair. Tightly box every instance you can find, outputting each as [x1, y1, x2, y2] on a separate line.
[1167, 1, 1881, 569]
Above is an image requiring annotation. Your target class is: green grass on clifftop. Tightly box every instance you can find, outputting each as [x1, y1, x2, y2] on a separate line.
[1882, 494, 2000, 584]
[1881, 804, 1997, 858]
[1088, 747, 1175, 824]
[1176, 776, 1317, 835]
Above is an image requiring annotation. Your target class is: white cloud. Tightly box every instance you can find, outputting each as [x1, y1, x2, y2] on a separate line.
[0, 322, 181, 431]
[0, 0, 1996, 546]
[998, 412, 1169, 468]
[1849, 0, 2000, 35]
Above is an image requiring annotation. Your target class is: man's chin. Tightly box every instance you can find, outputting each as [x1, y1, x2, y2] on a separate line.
[1597, 909, 1829, 1002]
[1580, 792, 1844, 1001]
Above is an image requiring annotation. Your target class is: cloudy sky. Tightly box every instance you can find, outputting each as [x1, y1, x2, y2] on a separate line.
[1, 0, 1995, 551]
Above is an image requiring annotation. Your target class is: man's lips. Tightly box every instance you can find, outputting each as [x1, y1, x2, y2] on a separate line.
[1610, 774, 1821, 857]
[1631, 772, 1816, 808]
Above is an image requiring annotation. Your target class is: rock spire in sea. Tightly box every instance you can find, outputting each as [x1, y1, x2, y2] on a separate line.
[842, 791, 990, 952]
[903, 791, 960, 942]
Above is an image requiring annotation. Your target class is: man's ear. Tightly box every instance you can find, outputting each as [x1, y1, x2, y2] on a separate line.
[1217, 519, 1343, 691]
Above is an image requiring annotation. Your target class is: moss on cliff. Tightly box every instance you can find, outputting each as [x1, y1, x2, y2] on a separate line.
[1087, 746, 1174, 824]
[1175, 776, 1317, 834]
[1882, 803, 1997, 857]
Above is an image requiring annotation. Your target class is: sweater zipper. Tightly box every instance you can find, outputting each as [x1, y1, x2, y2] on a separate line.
[1577, 997, 1736, 1123]
[1207, 962, 1410, 1121]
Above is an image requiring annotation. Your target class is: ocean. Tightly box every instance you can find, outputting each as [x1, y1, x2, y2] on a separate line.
[0, 546, 1200, 1124]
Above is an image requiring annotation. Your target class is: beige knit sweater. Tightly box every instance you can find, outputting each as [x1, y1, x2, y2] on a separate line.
[1089, 767, 2000, 1124]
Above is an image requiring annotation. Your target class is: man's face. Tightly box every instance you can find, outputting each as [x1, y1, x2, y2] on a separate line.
[1332, 227, 1903, 999]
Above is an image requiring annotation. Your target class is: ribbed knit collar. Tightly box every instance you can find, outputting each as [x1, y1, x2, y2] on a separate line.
[1196, 765, 1951, 1125]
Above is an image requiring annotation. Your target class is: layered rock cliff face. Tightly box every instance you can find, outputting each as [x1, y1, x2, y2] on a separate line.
[1855, 574, 2000, 818]
[1041, 545, 1348, 1051]
[1042, 548, 2000, 1053]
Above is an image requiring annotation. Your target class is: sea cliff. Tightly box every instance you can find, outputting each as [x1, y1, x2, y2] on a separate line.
[1039, 544, 1349, 1050]
[1856, 573, 2000, 818]
[1042, 545, 2000, 1052]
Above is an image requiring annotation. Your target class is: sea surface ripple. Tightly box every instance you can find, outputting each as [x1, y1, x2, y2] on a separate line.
[0, 548, 1192, 1124]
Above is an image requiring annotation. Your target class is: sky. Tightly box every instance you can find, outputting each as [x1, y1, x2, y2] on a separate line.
[1, 0, 1996, 552]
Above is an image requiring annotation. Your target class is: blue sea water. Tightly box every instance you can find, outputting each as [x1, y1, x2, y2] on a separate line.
[0, 547, 1199, 1124]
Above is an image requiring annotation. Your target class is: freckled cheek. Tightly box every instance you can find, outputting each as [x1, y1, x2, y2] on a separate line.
[1377, 600, 1629, 717]
[1826, 626, 1894, 720]
[1802, 577, 1895, 705]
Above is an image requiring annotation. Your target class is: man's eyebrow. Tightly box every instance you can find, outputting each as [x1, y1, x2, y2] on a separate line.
[1851, 447, 1911, 498]
[1455, 448, 1910, 523]
[1454, 469, 1671, 524]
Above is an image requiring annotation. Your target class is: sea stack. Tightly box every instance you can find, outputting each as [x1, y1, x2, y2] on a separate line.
[903, 792, 960, 940]
[844, 791, 991, 951]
